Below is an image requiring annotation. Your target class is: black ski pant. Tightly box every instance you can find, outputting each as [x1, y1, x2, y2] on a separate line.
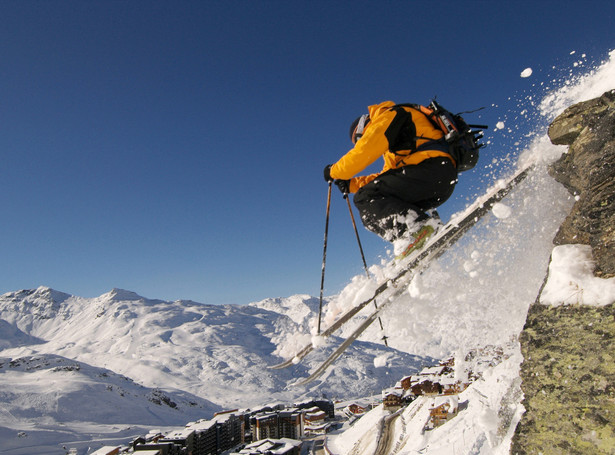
[353, 158, 457, 241]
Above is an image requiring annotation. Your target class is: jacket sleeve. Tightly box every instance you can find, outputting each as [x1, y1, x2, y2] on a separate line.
[329, 102, 397, 182]
[349, 173, 379, 193]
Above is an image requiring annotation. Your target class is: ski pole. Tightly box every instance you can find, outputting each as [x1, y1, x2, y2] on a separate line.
[317, 181, 333, 334]
[344, 192, 389, 347]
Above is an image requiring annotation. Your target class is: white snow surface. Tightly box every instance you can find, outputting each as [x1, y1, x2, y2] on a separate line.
[1, 50, 614, 455]
[540, 244, 615, 306]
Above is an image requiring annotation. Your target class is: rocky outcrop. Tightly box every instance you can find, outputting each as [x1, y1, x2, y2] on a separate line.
[513, 303, 615, 454]
[512, 91, 615, 454]
[548, 90, 615, 277]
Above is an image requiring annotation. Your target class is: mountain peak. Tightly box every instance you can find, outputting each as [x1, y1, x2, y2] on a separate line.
[0, 286, 72, 305]
[103, 288, 146, 302]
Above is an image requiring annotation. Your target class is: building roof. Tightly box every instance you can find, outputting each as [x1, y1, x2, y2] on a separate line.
[237, 438, 301, 454]
[382, 387, 403, 398]
[430, 395, 459, 411]
[88, 447, 121, 455]
[419, 365, 447, 376]
[161, 427, 195, 440]
[186, 419, 217, 431]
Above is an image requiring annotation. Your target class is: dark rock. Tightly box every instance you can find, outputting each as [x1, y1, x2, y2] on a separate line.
[548, 90, 615, 277]
[512, 303, 615, 454]
[548, 90, 615, 146]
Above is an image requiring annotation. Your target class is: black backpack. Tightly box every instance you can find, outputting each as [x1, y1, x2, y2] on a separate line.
[391, 100, 487, 172]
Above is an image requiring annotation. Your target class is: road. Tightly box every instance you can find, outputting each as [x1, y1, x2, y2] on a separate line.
[302, 435, 326, 455]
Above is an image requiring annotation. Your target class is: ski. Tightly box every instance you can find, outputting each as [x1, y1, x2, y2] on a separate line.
[293, 293, 400, 386]
[268, 285, 386, 369]
[272, 164, 535, 376]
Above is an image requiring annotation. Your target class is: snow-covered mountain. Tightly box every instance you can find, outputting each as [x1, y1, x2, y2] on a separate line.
[0, 286, 430, 454]
[0, 353, 218, 425]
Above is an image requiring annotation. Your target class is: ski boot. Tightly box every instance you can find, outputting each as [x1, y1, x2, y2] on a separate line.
[395, 223, 436, 260]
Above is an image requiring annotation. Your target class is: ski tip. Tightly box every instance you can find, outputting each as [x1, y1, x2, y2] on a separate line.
[291, 376, 317, 387]
[268, 354, 303, 370]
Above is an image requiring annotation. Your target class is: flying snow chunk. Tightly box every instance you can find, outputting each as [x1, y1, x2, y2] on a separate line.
[520, 67, 533, 78]
[492, 202, 512, 219]
[374, 354, 390, 368]
[495, 121, 505, 130]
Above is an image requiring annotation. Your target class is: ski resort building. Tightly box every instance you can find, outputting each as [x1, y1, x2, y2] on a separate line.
[230, 438, 302, 455]
[345, 404, 367, 415]
[294, 399, 335, 419]
[120, 400, 334, 454]
[131, 410, 245, 455]
[399, 374, 413, 390]
[426, 396, 459, 430]
[402, 357, 469, 397]
[89, 448, 121, 455]
[303, 406, 331, 435]
[250, 408, 303, 441]
[382, 388, 404, 411]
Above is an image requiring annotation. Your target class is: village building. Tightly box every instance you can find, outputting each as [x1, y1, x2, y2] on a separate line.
[410, 378, 442, 396]
[189, 419, 218, 454]
[278, 409, 304, 440]
[399, 375, 413, 390]
[130, 411, 246, 455]
[158, 427, 196, 453]
[294, 399, 335, 419]
[382, 388, 404, 411]
[252, 413, 279, 441]
[345, 403, 367, 416]
[250, 408, 303, 441]
[133, 441, 178, 454]
[110, 400, 334, 454]
[230, 437, 302, 455]
[404, 358, 469, 397]
[303, 406, 331, 435]
[89, 447, 121, 455]
[425, 395, 459, 430]
[212, 412, 245, 449]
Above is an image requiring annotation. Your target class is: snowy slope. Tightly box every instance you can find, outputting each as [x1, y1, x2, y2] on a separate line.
[327, 343, 525, 455]
[0, 354, 219, 424]
[249, 294, 322, 328]
[0, 353, 220, 455]
[0, 287, 430, 453]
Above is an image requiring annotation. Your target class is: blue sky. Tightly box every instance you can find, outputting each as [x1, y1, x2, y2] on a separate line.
[1, 1, 613, 304]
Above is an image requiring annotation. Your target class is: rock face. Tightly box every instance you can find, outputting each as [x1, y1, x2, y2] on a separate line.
[513, 303, 615, 454]
[512, 91, 615, 455]
[548, 90, 615, 277]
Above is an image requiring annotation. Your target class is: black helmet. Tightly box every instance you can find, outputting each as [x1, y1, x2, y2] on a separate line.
[349, 114, 370, 144]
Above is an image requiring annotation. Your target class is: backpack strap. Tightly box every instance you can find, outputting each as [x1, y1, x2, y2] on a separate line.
[388, 104, 448, 156]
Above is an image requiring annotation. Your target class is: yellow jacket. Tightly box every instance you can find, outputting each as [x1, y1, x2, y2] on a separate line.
[330, 101, 454, 193]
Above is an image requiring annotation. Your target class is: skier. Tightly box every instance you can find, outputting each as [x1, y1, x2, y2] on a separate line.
[323, 101, 458, 256]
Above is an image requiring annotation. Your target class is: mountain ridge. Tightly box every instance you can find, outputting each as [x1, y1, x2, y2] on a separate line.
[0, 287, 430, 410]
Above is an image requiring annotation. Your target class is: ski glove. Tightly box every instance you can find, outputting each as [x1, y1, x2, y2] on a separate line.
[334, 179, 351, 195]
[324, 164, 350, 194]
[323, 165, 333, 183]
